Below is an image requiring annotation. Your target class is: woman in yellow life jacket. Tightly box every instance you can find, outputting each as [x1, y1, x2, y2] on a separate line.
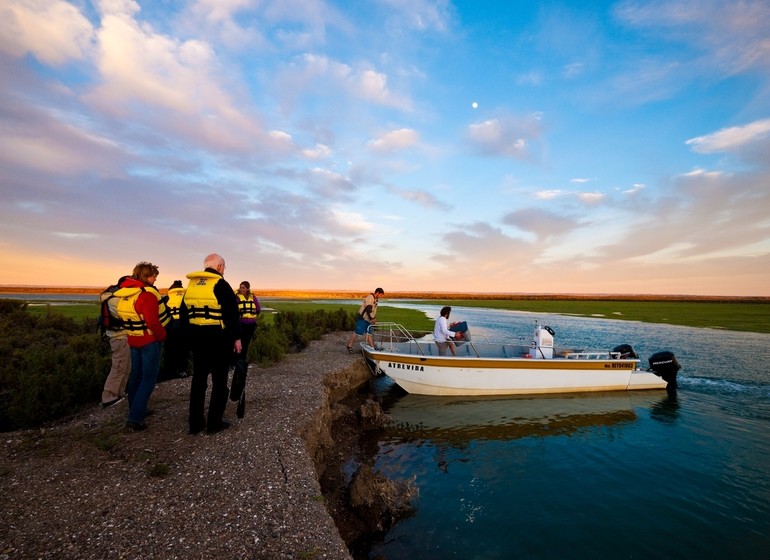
[235, 280, 261, 362]
[115, 261, 168, 431]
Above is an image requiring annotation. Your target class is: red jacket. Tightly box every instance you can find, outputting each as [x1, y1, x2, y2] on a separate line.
[120, 278, 167, 348]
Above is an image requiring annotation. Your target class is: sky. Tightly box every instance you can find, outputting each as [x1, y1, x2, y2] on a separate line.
[1, 0, 769, 296]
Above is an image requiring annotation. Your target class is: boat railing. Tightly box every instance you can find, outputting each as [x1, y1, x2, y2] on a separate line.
[368, 323, 504, 358]
[367, 322, 431, 355]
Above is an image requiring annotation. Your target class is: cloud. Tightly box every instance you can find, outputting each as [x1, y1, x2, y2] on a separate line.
[308, 167, 356, 197]
[0, 93, 128, 176]
[562, 62, 584, 79]
[376, 0, 452, 32]
[686, 118, 770, 153]
[386, 185, 450, 210]
[577, 192, 605, 204]
[433, 222, 535, 279]
[615, 0, 770, 73]
[182, 0, 267, 51]
[0, 0, 95, 65]
[368, 128, 420, 152]
[502, 208, 579, 241]
[623, 183, 646, 195]
[467, 114, 545, 161]
[516, 72, 544, 86]
[75, 4, 283, 155]
[302, 143, 332, 159]
[279, 53, 413, 111]
[535, 190, 563, 200]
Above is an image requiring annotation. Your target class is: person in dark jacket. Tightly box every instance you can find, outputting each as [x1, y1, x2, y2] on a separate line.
[162, 280, 189, 378]
[180, 253, 241, 434]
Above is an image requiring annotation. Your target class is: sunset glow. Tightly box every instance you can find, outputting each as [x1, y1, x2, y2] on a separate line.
[1, 1, 769, 295]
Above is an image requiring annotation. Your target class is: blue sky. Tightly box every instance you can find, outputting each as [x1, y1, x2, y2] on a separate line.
[1, 0, 769, 295]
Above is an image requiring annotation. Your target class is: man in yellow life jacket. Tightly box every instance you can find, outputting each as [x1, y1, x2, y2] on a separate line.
[114, 262, 169, 431]
[180, 253, 241, 435]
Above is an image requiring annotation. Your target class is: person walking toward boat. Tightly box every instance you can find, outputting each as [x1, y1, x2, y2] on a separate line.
[180, 253, 241, 435]
[347, 287, 384, 352]
[434, 306, 457, 356]
[114, 262, 170, 431]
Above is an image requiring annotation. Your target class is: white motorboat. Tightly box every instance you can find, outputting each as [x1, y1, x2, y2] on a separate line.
[361, 322, 680, 397]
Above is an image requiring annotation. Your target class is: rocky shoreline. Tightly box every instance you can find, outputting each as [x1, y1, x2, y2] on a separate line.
[0, 332, 407, 559]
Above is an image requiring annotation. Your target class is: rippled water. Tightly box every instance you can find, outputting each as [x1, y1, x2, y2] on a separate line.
[366, 305, 770, 560]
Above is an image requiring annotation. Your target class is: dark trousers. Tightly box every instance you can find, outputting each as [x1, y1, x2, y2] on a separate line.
[238, 321, 257, 362]
[163, 322, 189, 376]
[188, 326, 231, 431]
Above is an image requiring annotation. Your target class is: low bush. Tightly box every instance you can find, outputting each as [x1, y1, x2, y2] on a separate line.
[0, 300, 107, 432]
[0, 299, 356, 431]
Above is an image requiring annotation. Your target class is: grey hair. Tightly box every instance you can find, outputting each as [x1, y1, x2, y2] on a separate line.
[203, 253, 224, 269]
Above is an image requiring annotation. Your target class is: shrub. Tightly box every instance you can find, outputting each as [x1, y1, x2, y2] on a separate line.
[0, 301, 106, 432]
[0, 300, 357, 431]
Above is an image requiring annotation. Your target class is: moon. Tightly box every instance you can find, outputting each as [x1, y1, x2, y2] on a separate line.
[471, 101, 478, 109]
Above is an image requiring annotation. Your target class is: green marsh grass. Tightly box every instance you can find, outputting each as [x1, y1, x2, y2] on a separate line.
[419, 299, 770, 333]
[22, 298, 770, 333]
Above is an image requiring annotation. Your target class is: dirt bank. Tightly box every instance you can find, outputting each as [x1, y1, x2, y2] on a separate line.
[0, 332, 404, 559]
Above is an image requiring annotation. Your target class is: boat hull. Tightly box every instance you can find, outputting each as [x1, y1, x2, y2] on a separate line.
[363, 348, 668, 396]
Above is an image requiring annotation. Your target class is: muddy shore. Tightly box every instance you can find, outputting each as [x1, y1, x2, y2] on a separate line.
[1, 332, 401, 559]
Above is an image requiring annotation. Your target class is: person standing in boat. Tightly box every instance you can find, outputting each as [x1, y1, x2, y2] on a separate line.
[434, 306, 458, 356]
[346, 287, 384, 352]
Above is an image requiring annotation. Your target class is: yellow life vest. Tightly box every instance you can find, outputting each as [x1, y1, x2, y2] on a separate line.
[184, 271, 223, 327]
[236, 292, 258, 319]
[114, 285, 170, 336]
[166, 287, 186, 321]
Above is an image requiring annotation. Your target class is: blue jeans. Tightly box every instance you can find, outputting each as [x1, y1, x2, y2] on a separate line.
[126, 341, 162, 424]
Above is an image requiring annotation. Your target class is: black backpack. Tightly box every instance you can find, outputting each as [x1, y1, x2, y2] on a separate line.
[96, 277, 128, 336]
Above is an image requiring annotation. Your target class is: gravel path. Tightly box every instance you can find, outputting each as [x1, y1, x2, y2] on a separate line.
[1, 332, 370, 560]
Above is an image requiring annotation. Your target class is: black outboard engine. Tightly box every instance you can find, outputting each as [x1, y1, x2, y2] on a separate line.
[612, 344, 638, 359]
[648, 351, 681, 387]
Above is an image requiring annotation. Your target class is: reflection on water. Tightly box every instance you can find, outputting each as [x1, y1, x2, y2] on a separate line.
[366, 306, 770, 560]
[649, 391, 680, 424]
[383, 391, 652, 446]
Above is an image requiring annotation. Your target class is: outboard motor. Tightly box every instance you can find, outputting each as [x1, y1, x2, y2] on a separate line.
[648, 351, 681, 387]
[532, 324, 554, 359]
[612, 344, 639, 359]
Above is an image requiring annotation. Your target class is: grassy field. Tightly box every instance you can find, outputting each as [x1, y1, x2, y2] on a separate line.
[20, 297, 770, 334]
[418, 299, 770, 333]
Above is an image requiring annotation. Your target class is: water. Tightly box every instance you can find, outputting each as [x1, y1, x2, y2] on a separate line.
[366, 305, 770, 559]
